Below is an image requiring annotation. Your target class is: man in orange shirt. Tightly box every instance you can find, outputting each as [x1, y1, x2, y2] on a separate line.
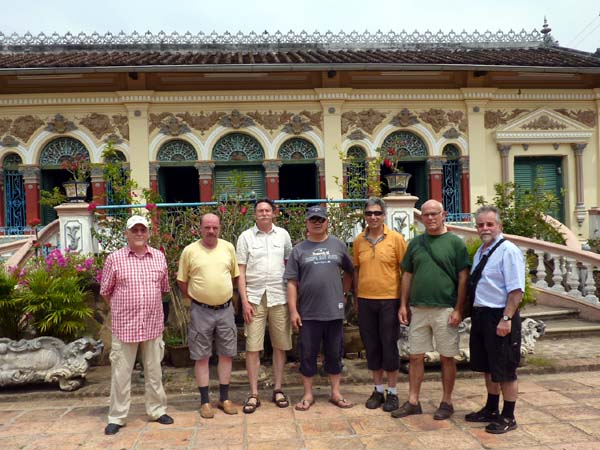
[353, 197, 407, 412]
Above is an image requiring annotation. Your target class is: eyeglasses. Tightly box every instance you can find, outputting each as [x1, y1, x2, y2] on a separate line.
[308, 217, 326, 224]
[365, 211, 384, 217]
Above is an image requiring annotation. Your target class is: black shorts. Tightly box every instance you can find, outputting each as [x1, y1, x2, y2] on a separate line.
[358, 298, 400, 372]
[469, 307, 521, 382]
[298, 319, 343, 377]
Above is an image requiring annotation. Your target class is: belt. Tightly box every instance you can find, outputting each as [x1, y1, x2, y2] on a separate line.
[192, 299, 232, 310]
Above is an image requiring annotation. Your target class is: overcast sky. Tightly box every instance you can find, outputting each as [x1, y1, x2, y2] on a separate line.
[2, 0, 599, 52]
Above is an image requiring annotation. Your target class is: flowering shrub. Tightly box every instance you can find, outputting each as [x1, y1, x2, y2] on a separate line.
[61, 153, 91, 181]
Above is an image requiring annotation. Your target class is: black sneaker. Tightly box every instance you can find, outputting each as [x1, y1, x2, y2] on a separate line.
[485, 416, 518, 434]
[382, 392, 399, 412]
[433, 401, 454, 420]
[155, 414, 174, 425]
[391, 401, 422, 418]
[465, 407, 500, 422]
[365, 389, 385, 409]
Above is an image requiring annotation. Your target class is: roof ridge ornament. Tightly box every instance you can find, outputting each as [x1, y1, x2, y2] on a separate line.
[541, 17, 558, 47]
[0, 28, 545, 50]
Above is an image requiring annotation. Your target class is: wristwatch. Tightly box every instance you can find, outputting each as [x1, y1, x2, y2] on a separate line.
[502, 315, 511, 321]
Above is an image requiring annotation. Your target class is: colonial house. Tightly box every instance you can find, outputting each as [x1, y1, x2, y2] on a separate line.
[1, 20, 599, 237]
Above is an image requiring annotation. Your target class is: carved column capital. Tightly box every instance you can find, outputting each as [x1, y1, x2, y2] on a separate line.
[148, 162, 160, 181]
[427, 157, 445, 175]
[497, 144, 512, 157]
[459, 156, 470, 173]
[18, 165, 41, 183]
[571, 143, 587, 155]
[315, 159, 325, 176]
[195, 162, 215, 179]
[263, 160, 282, 177]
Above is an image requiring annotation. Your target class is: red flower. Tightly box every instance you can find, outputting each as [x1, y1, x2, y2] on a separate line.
[240, 206, 248, 215]
[159, 246, 165, 253]
[383, 159, 393, 169]
[388, 148, 395, 156]
[32, 241, 41, 248]
[218, 205, 226, 213]
[87, 201, 98, 211]
[29, 218, 41, 227]
[145, 203, 156, 211]
[44, 243, 52, 248]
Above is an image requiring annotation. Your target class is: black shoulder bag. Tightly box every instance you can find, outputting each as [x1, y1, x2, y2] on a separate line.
[464, 238, 505, 318]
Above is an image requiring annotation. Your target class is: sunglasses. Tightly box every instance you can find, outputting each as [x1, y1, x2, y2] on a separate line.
[308, 217, 326, 224]
[365, 211, 384, 217]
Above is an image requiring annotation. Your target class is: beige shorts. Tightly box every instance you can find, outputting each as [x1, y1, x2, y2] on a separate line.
[408, 306, 459, 357]
[244, 294, 292, 352]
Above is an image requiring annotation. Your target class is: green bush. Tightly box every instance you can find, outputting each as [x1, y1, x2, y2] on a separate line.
[15, 269, 93, 340]
[0, 269, 21, 339]
[476, 181, 565, 245]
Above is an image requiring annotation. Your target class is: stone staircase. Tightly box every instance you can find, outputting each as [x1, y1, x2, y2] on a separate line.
[522, 303, 600, 339]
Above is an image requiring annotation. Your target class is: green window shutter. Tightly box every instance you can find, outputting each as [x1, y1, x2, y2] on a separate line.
[514, 157, 563, 222]
[214, 167, 265, 201]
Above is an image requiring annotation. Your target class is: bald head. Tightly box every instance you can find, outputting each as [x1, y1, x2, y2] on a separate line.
[421, 199, 444, 213]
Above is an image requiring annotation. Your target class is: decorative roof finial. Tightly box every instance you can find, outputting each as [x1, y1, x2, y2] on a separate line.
[541, 16, 551, 35]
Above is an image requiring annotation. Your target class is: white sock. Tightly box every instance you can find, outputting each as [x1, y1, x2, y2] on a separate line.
[375, 384, 384, 393]
[387, 387, 397, 395]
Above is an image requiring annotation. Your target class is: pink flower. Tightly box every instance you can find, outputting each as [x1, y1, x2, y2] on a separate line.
[218, 205, 226, 213]
[240, 206, 248, 215]
[146, 203, 156, 211]
[87, 202, 98, 211]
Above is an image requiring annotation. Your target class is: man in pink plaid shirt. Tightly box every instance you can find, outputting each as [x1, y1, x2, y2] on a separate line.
[100, 215, 174, 435]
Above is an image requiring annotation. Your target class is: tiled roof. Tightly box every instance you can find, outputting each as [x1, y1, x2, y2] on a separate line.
[0, 29, 598, 72]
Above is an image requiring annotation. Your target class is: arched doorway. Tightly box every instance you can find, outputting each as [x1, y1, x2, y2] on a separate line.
[380, 131, 428, 207]
[345, 146, 368, 198]
[278, 138, 318, 199]
[2, 153, 26, 233]
[442, 144, 463, 221]
[212, 133, 265, 201]
[157, 140, 199, 203]
[39, 137, 90, 224]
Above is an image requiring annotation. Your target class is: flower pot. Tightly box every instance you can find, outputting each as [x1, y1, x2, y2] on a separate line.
[384, 172, 412, 195]
[166, 343, 194, 367]
[63, 181, 89, 202]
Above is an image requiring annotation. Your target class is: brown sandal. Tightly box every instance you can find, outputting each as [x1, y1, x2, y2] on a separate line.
[272, 389, 290, 408]
[242, 394, 261, 414]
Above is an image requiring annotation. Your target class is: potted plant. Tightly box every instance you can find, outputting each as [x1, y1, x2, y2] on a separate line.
[378, 147, 412, 195]
[61, 154, 91, 202]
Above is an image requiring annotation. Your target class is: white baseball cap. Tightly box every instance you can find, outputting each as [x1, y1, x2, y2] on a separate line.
[126, 215, 149, 229]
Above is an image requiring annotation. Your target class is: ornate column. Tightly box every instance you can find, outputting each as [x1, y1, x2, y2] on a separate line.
[90, 165, 106, 205]
[148, 162, 160, 195]
[19, 165, 41, 225]
[459, 156, 471, 214]
[497, 144, 511, 184]
[427, 157, 444, 203]
[263, 160, 281, 200]
[571, 143, 587, 226]
[195, 162, 215, 202]
[315, 159, 326, 198]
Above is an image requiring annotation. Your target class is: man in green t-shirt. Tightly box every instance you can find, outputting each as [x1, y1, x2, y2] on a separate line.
[391, 199, 469, 421]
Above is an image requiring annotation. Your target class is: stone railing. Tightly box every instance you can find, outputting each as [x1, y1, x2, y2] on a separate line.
[1, 220, 60, 269]
[443, 221, 600, 305]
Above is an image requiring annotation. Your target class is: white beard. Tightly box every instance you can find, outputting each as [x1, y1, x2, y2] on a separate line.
[480, 234, 493, 244]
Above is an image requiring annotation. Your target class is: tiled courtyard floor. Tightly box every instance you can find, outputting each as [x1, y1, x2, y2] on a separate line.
[2, 370, 600, 450]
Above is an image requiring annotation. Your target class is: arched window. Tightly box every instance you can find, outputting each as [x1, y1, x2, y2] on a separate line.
[39, 137, 89, 165]
[2, 153, 25, 233]
[346, 146, 367, 199]
[381, 131, 427, 158]
[157, 139, 198, 161]
[212, 133, 265, 201]
[277, 138, 317, 160]
[442, 144, 462, 220]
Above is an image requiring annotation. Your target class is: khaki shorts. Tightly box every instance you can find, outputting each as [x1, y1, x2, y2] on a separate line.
[188, 301, 237, 360]
[408, 306, 459, 357]
[244, 294, 292, 352]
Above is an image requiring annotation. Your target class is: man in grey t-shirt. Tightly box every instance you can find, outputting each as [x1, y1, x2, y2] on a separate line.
[284, 205, 354, 411]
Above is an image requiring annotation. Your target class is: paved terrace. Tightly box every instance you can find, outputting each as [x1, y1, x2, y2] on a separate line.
[1, 335, 600, 449]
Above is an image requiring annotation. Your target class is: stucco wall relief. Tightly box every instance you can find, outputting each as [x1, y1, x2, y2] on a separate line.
[484, 109, 529, 129]
[341, 109, 387, 135]
[77, 113, 129, 141]
[45, 114, 76, 134]
[522, 115, 567, 130]
[219, 110, 255, 129]
[554, 109, 597, 128]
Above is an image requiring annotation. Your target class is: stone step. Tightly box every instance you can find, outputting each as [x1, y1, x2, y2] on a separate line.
[539, 318, 600, 338]
[521, 305, 580, 321]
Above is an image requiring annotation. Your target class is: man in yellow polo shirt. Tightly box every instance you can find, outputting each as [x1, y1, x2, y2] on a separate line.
[177, 213, 240, 419]
[353, 197, 407, 412]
